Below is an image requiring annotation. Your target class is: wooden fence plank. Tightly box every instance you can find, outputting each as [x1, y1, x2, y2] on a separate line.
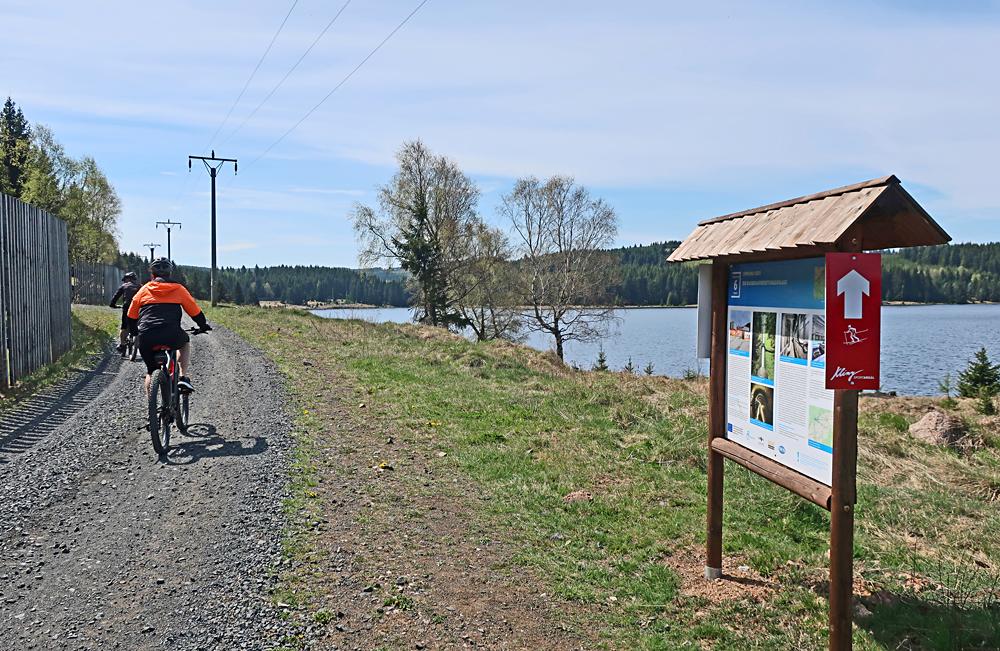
[0, 198, 8, 388]
[0, 192, 96, 390]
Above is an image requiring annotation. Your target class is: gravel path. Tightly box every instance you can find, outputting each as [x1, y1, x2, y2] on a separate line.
[0, 320, 297, 650]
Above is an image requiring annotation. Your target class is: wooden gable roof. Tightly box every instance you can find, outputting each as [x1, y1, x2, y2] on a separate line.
[668, 176, 950, 263]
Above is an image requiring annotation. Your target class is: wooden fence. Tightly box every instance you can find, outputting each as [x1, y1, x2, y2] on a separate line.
[72, 261, 123, 305]
[0, 193, 74, 390]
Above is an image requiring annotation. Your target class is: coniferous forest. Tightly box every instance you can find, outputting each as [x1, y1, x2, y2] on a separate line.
[119, 241, 1000, 307]
[613, 241, 1000, 306]
[116, 252, 409, 306]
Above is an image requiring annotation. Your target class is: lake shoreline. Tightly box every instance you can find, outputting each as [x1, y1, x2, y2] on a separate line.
[304, 300, 999, 310]
[312, 304, 1000, 397]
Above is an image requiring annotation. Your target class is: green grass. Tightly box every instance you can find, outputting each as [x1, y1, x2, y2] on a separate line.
[217, 307, 1000, 650]
[0, 306, 119, 415]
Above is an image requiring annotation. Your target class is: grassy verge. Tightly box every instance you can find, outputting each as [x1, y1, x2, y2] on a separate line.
[217, 306, 1000, 650]
[0, 306, 119, 415]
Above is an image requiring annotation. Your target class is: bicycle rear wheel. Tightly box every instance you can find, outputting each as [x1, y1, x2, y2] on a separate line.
[149, 369, 172, 455]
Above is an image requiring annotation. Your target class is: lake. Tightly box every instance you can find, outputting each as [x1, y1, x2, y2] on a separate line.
[312, 304, 1000, 396]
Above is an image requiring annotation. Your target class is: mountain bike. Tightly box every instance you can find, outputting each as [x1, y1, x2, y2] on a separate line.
[148, 328, 207, 455]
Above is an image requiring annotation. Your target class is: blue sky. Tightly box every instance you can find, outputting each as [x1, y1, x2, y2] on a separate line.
[3, 0, 998, 268]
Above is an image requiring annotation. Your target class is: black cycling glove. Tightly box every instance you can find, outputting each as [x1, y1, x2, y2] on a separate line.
[193, 312, 212, 331]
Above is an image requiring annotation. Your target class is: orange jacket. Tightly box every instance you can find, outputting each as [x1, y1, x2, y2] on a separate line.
[127, 281, 203, 320]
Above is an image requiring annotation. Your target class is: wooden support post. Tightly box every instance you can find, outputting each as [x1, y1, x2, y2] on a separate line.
[706, 261, 728, 579]
[829, 388, 858, 650]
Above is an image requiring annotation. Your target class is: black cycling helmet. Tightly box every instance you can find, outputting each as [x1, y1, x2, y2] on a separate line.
[149, 257, 173, 279]
[123, 271, 138, 281]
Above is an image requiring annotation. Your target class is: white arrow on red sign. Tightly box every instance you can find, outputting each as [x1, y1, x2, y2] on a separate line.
[836, 269, 870, 319]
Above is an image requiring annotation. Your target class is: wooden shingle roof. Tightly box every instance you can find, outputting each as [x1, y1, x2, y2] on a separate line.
[668, 175, 950, 263]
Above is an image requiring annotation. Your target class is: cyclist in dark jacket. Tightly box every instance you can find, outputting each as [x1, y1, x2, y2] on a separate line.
[109, 272, 142, 353]
[127, 258, 211, 397]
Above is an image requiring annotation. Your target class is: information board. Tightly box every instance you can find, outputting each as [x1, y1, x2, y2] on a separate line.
[726, 258, 835, 485]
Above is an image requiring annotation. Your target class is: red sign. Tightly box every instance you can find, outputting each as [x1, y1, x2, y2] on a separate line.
[825, 253, 881, 390]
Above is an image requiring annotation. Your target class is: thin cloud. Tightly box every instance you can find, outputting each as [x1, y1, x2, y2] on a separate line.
[5, 0, 998, 267]
[220, 241, 258, 252]
[288, 187, 365, 196]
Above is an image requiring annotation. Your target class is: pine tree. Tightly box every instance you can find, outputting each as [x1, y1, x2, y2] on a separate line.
[593, 348, 609, 372]
[643, 361, 654, 376]
[623, 357, 635, 374]
[0, 97, 32, 197]
[231, 281, 245, 305]
[20, 135, 63, 212]
[957, 347, 1000, 398]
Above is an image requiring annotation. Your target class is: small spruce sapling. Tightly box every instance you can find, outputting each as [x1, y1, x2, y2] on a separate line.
[957, 347, 1000, 398]
[977, 386, 997, 415]
[623, 357, 636, 374]
[643, 361, 655, 376]
[593, 348, 609, 372]
[938, 373, 957, 409]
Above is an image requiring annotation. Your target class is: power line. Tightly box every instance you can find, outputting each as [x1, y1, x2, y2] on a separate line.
[165, 165, 197, 215]
[247, 0, 430, 167]
[164, 4, 299, 241]
[155, 219, 183, 262]
[188, 151, 238, 306]
[219, 0, 353, 147]
[205, 0, 300, 150]
[143, 243, 161, 261]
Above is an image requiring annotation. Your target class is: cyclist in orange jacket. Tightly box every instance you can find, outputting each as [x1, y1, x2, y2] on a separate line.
[126, 258, 211, 396]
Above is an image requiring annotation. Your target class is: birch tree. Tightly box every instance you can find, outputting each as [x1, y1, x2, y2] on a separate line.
[352, 140, 482, 329]
[502, 176, 618, 360]
[456, 223, 522, 341]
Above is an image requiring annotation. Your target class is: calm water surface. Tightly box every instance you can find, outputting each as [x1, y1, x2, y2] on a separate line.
[313, 305, 1000, 396]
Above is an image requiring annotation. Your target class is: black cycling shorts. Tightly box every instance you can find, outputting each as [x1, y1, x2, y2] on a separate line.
[120, 308, 131, 331]
[137, 328, 190, 374]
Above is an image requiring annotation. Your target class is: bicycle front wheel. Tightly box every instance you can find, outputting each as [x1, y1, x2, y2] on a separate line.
[149, 369, 171, 455]
[177, 393, 189, 434]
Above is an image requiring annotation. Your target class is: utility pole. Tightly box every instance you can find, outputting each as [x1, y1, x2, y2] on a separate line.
[143, 243, 161, 263]
[155, 219, 183, 262]
[188, 150, 237, 306]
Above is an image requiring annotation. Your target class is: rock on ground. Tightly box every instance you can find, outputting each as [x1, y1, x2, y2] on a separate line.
[908, 410, 966, 447]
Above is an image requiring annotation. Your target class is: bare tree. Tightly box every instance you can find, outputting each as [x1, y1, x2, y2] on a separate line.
[352, 140, 482, 329]
[456, 223, 523, 341]
[501, 176, 618, 360]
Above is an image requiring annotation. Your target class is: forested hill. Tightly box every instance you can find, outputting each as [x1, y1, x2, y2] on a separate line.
[611, 241, 1000, 305]
[117, 242, 1000, 307]
[116, 253, 410, 306]
[614, 242, 696, 306]
[887, 243, 1000, 303]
